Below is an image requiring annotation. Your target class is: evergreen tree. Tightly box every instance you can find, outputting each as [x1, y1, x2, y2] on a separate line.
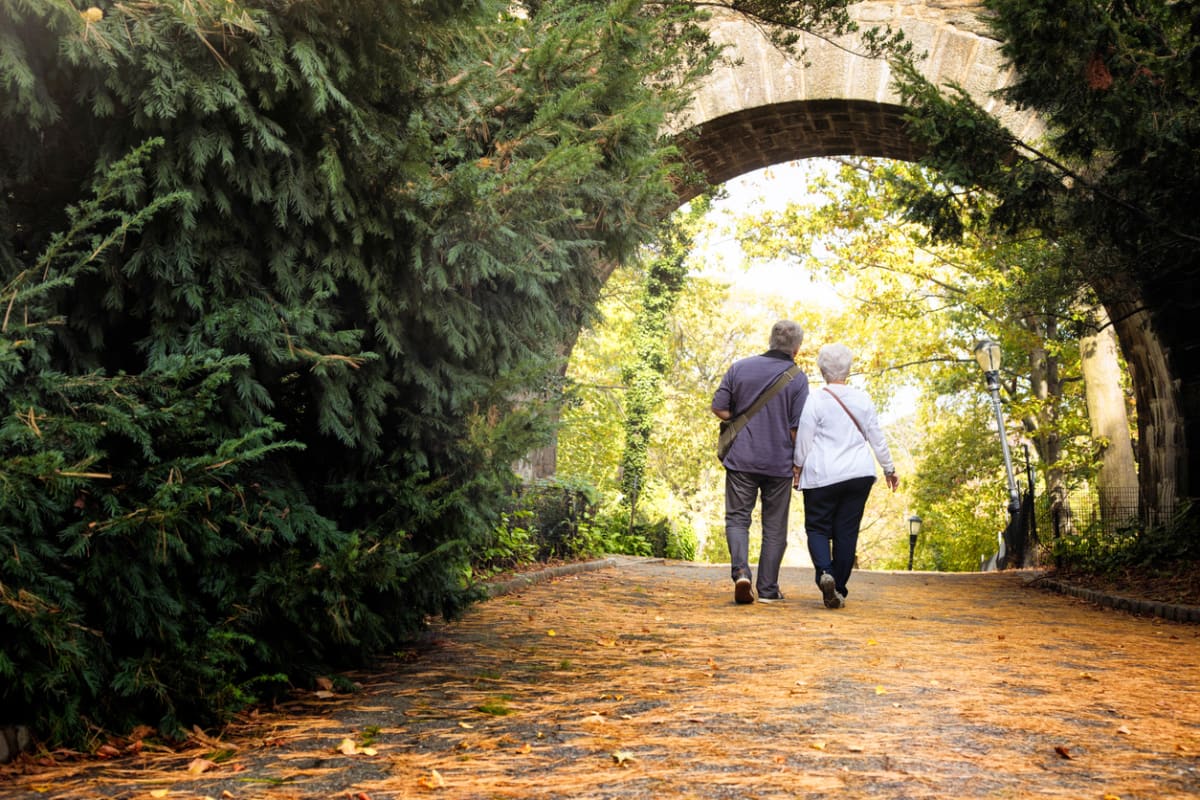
[1, 0, 721, 742]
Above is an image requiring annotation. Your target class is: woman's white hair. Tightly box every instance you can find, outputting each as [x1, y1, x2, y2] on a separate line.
[817, 343, 854, 382]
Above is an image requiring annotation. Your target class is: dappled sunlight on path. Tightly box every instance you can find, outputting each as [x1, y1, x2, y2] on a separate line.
[4, 560, 1198, 798]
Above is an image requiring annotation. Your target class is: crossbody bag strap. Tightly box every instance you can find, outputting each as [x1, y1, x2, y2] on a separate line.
[726, 364, 800, 436]
[823, 386, 867, 441]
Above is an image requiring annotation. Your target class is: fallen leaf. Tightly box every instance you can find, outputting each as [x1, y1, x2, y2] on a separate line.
[874, 686, 887, 695]
[1102, 794, 1121, 800]
[187, 758, 218, 774]
[149, 791, 169, 798]
[866, 639, 879, 646]
[847, 743, 865, 752]
[611, 750, 635, 766]
[596, 638, 617, 647]
[546, 630, 556, 637]
[1054, 745, 1073, 760]
[458, 722, 475, 729]
[519, 743, 532, 754]
[361, 746, 378, 756]
[314, 690, 335, 699]
[315, 676, 334, 691]
[338, 738, 358, 755]
[96, 744, 121, 758]
[810, 741, 826, 750]
[1116, 725, 1131, 735]
[420, 768, 447, 789]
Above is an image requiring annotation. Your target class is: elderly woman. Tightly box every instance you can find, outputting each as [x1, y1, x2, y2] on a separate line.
[793, 344, 898, 608]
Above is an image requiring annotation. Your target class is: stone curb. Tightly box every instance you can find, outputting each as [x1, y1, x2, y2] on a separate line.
[482, 556, 623, 598]
[1035, 576, 1200, 623]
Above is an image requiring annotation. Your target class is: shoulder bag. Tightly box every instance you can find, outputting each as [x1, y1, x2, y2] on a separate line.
[717, 365, 801, 460]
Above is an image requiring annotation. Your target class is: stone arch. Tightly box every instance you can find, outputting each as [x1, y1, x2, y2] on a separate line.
[669, 3, 1042, 194]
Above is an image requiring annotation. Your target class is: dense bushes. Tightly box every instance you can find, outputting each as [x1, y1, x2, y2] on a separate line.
[0, 0, 717, 745]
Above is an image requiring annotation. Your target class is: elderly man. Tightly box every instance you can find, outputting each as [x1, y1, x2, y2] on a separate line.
[711, 320, 809, 604]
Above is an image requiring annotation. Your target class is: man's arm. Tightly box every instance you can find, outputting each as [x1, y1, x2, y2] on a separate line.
[712, 407, 732, 420]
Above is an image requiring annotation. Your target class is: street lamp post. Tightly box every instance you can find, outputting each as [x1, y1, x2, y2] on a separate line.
[974, 340, 1021, 566]
[907, 514, 922, 571]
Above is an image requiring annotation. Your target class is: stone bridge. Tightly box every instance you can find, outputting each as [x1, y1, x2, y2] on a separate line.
[672, 0, 1041, 197]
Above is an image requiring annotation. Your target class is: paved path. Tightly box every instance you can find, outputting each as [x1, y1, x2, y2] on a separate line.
[3, 559, 1199, 798]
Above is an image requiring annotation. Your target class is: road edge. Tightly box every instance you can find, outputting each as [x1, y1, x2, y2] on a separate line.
[1034, 574, 1200, 623]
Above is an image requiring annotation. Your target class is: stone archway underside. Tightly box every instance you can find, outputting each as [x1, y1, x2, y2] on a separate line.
[676, 99, 923, 201]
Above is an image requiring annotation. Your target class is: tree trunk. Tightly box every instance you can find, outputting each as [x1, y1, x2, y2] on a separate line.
[1079, 306, 1138, 522]
[1098, 277, 1186, 523]
[1021, 315, 1062, 567]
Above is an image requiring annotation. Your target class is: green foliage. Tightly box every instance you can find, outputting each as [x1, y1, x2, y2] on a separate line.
[891, 0, 1200, 507]
[472, 479, 603, 577]
[1053, 502, 1200, 575]
[619, 208, 702, 504]
[1, 0, 733, 746]
[586, 511, 655, 558]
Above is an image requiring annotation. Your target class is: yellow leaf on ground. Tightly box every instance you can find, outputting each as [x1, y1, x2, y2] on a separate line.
[810, 741, 826, 750]
[611, 750, 635, 766]
[546, 630, 556, 637]
[338, 738, 358, 755]
[149, 790, 170, 798]
[187, 758, 217, 774]
[420, 768, 446, 789]
[361, 746, 378, 756]
[867, 639, 879, 646]
[875, 686, 887, 695]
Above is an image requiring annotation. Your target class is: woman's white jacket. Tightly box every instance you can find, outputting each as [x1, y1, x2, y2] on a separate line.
[793, 384, 895, 490]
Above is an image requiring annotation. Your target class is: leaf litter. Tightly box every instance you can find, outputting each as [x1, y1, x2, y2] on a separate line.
[1, 561, 1198, 798]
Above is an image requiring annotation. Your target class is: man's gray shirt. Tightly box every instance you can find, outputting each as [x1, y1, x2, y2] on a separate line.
[712, 351, 809, 478]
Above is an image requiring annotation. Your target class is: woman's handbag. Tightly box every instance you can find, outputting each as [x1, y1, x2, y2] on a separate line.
[717, 365, 800, 460]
